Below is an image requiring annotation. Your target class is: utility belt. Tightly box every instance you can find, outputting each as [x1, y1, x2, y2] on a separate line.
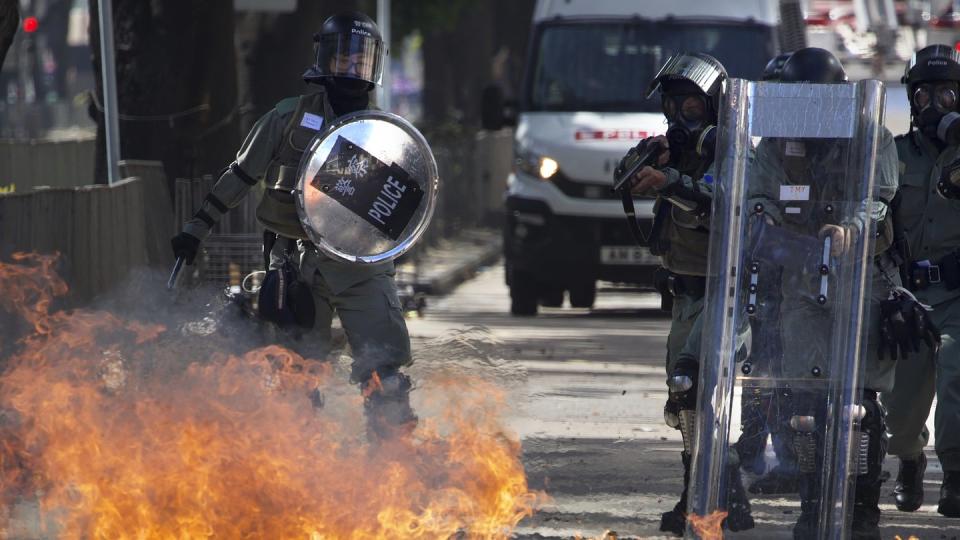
[909, 251, 960, 291]
[653, 267, 707, 299]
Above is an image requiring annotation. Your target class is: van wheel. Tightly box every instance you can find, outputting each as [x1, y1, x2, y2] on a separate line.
[510, 269, 539, 316]
[539, 286, 564, 308]
[569, 281, 597, 308]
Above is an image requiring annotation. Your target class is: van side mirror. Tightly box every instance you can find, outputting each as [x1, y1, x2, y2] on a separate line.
[481, 84, 516, 130]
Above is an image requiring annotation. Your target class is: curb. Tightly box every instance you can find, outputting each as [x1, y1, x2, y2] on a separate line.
[397, 230, 502, 296]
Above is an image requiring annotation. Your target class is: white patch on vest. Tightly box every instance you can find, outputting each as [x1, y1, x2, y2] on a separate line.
[780, 185, 810, 201]
[785, 206, 802, 214]
[785, 141, 806, 157]
[300, 112, 323, 131]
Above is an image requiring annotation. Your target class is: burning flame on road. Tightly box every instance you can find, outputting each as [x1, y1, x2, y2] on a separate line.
[687, 510, 728, 540]
[0, 253, 542, 538]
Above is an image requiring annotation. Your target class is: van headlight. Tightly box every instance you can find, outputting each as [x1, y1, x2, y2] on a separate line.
[515, 148, 559, 180]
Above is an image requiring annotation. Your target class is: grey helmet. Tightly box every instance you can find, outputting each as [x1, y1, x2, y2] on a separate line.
[645, 52, 728, 118]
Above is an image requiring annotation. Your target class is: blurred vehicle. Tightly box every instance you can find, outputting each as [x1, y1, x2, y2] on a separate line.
[481, 0, 778, 315]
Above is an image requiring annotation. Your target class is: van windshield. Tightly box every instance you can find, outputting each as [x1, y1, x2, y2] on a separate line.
[527, 20, 775, 113]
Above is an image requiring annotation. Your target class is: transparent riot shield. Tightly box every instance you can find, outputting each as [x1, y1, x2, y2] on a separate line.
[688, 79, 885, 539]
[296, 110, 440, 264]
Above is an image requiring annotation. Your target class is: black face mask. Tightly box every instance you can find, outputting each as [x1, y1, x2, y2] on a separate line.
[324, 77, 372, 115]
[912, 82, 960, 141]
[661, 92, 716, 170]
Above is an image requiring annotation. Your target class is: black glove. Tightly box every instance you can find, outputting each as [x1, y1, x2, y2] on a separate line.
[879, 290, 942, 361]
[614, 137, 659, 183]
[170, 232, 201, 265]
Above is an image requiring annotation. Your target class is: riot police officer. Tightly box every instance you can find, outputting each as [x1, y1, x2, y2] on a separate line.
[170, 12, 416, 439]
[619, 52, 754, 535]
[881, 43, 960, 518]
[735, 52, 800, 496]
[747, 47, 900, 538]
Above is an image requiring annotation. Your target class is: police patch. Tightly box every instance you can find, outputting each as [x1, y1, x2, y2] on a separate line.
[311, 135, 424, 240]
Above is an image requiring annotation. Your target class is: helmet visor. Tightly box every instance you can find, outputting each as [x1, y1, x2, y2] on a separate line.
[316, 33, 385, 85]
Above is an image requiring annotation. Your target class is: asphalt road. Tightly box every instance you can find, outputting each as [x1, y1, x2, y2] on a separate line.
[406, 262, 957, 540]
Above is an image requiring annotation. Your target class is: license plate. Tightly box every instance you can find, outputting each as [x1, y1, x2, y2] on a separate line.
[600, 246, 658, 265]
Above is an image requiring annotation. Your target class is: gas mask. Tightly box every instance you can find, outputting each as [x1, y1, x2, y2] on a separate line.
[661, 92, 717, 169]
[912, 82, 960, 143]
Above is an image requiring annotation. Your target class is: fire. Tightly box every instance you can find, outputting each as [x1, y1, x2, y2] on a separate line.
[0, 253, 543, 538]
[687, 510, 728, 540]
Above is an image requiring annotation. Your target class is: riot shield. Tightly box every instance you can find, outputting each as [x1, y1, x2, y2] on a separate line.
[689, 80, 885, 538]
[296, 110, 440, 264]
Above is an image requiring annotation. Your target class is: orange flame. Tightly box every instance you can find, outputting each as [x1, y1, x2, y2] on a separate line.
[688, 510, 728, 540]
[0, 253, 544, 538]
[894, 536, 921, 540]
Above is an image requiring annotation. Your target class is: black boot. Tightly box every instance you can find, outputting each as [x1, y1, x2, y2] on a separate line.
[793, 472, 820, 540]
[851, 474, 882, 540]
[893, 452, 926, 512]
[362, 371, 418, 440]
[724, 462, 755, 531]
[659, 451, 691, 536]
[939, 470, 960, 518]
[851, 392, 887, 540]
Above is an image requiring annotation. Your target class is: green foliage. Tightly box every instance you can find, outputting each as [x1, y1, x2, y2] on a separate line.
[391, 0, 473, 42]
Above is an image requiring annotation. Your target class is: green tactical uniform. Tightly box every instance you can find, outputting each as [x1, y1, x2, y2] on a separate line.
[652, 163, 715, 375]
[881, 131, 960, 471]
[183, 88, 410, 382]
[747, 130, 900, 392]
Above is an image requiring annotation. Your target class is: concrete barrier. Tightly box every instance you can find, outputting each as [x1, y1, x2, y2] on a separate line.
[0, 136, 96, 191]
[0, 171, 173, 303]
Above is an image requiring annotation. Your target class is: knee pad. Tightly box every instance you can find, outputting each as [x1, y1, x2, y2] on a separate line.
[853, 392, 887, 478]
[668, 355, 699, 409]
[663, 399, 697, 453]
[667, 356, 699, 453]
[789, 415, 819, 474]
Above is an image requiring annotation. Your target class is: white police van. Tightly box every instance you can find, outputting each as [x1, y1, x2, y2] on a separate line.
[482, 0, 781, 315]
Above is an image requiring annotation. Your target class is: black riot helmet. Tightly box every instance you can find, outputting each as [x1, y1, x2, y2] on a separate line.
[761, 53, 792, 82]
[303, 11, 386, 87]
[646, 52, 728, 167]
[779, 47, 847, 83]
[902, 44, 960, 129]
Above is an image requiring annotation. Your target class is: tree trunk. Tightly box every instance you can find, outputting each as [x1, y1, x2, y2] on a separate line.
[88, 0, 239, 191]
[419, 0, 534, 129]
[421, 2, 495, 128]
[0, 0, 18, 69]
